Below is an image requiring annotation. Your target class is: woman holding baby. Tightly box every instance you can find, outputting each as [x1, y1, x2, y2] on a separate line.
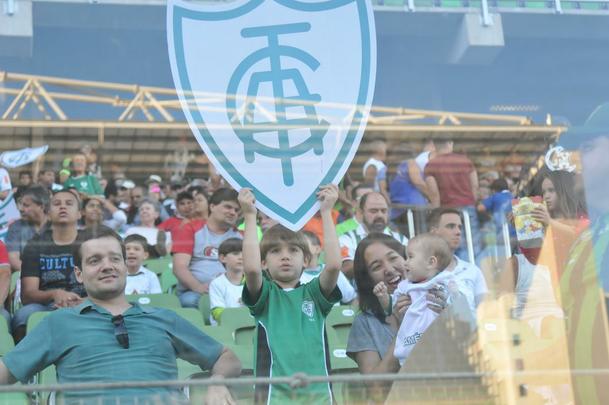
[346, 233, 449, 402]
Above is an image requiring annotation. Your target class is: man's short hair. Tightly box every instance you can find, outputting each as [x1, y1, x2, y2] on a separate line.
[301, 230, 321, 247]
[433, 133, 455, 144]
[260, 224, 311, 264]
[208, 188, 239, 213]
[359, 191, 386, 211]
[39, 168, 55, 176]
[409, 233, 452, 271]
[73, 226, 125, 268]
[176, 191, 194, 204]
[124, 234, 149, 251]
[490, 178, 509, 193]
[20, 185, 51, 212]
[426, 207, 462, 229]
[52, 188, 80, 202]
[351, 184, 373, 201]
[218, 238, 243, 257]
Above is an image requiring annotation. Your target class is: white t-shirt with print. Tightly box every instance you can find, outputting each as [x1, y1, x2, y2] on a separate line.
[125, 266, 162, 295]
[209, 273, 244, 312]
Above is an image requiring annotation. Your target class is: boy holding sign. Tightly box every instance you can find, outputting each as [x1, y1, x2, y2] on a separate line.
[238, 185, 342, 404]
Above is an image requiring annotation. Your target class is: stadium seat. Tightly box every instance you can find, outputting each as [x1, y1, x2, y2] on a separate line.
[173, 307, 206, 330]
[198, 293, 211, 326]
[26, 310, 51, 333]
[143, 255, 172, 276]
[37, 364, 57, 404]
[0, 316, 14, 355]
[160, 268, 178, 294]
[227, 343, 254, 373]
[325, 306, 358, 373]
[326, 305, 356, 345]
[0, 393, 29, 405]
[187, 345, 255, 403]
[127, 293, 181, 309]
[218, 307, 255, 346]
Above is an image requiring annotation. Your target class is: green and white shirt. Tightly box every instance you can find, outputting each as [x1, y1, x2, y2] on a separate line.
[242, 275, 341, 404]
[339, 224, 408, 262]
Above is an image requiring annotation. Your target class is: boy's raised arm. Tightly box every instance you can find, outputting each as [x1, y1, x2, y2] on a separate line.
[238, 188, 263, 299]
[318, 184, 341, 299]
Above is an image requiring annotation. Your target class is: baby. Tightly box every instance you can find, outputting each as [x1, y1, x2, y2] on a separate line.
[374, 233, 454, 364]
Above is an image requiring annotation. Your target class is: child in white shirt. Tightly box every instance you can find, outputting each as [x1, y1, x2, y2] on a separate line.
[124, 234, 162, 295]
[209, 238, 244, 324]
[374, 233, 454, 365]
[300, 231, 357, 304]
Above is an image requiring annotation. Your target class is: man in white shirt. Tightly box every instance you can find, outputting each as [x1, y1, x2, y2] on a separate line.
[362, 138, 387, 192]
[0, 167, 11, 202]
[339, 192, 408, 280]
[427, 207, 488, 317]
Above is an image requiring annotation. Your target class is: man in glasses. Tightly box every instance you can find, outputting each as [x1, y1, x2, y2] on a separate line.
[0, 226, 241, 404]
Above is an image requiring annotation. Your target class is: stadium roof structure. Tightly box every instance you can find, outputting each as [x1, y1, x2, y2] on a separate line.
[0, 71, 564, 188]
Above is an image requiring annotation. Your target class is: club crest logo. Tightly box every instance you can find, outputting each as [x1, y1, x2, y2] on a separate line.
[302, 299, 315, 318]
[167, 0, 377, 230]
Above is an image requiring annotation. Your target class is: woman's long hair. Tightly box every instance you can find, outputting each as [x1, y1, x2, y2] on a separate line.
[540, 170, 587, 219]
[354, 233, 406, 323]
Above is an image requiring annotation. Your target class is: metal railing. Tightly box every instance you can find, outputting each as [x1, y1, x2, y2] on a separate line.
[374, 0, 609, 13]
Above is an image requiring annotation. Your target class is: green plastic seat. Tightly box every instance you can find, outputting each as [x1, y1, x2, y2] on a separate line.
[26, 310, 51, 333]
[198, 293, 211, 326]
[143, 255, 172, 276]
[218, 307, 256, 346]
[0, 393, 29, 405]
[0, 316, 14, 355]
[37, 364, 57, 404]
[227, 343, 254, 373]
[200, 325, 233, 345]
[326, 306, 356, 344]
[160, 268, 178, 294]
[173, 307, 207, 330]
[325, 306, 358, 373]
[127, 293, 181, 309]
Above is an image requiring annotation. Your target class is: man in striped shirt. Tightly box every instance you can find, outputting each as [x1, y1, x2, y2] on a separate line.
[339, 192, 408, 281]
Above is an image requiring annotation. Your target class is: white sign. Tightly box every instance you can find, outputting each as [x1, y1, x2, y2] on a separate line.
[168, 0, 376, 230]
[0, 145, 49, 169]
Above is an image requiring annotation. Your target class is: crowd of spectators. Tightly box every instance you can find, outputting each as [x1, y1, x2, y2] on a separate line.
[0, 130, 598, 403]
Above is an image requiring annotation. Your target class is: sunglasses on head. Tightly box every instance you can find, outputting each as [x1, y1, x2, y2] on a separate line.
[111, 315, 129, 349]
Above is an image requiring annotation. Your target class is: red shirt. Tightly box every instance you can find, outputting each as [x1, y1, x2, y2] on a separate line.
[158, 216, 186, 236]
[0, 241, 8, 265]
[171, 219, 206, 255]
[302, 210, 339, 247]
[425, 152, 476, 207]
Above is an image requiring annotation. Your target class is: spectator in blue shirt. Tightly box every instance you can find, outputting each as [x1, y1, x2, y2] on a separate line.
[0, 226, 241, 404]
[478, 178, 515, 245]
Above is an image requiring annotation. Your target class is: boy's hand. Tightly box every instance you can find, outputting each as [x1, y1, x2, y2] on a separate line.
[373, 281, 388, 298]
[238, 188, 257, 216]
[317, 184, 339, 213]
